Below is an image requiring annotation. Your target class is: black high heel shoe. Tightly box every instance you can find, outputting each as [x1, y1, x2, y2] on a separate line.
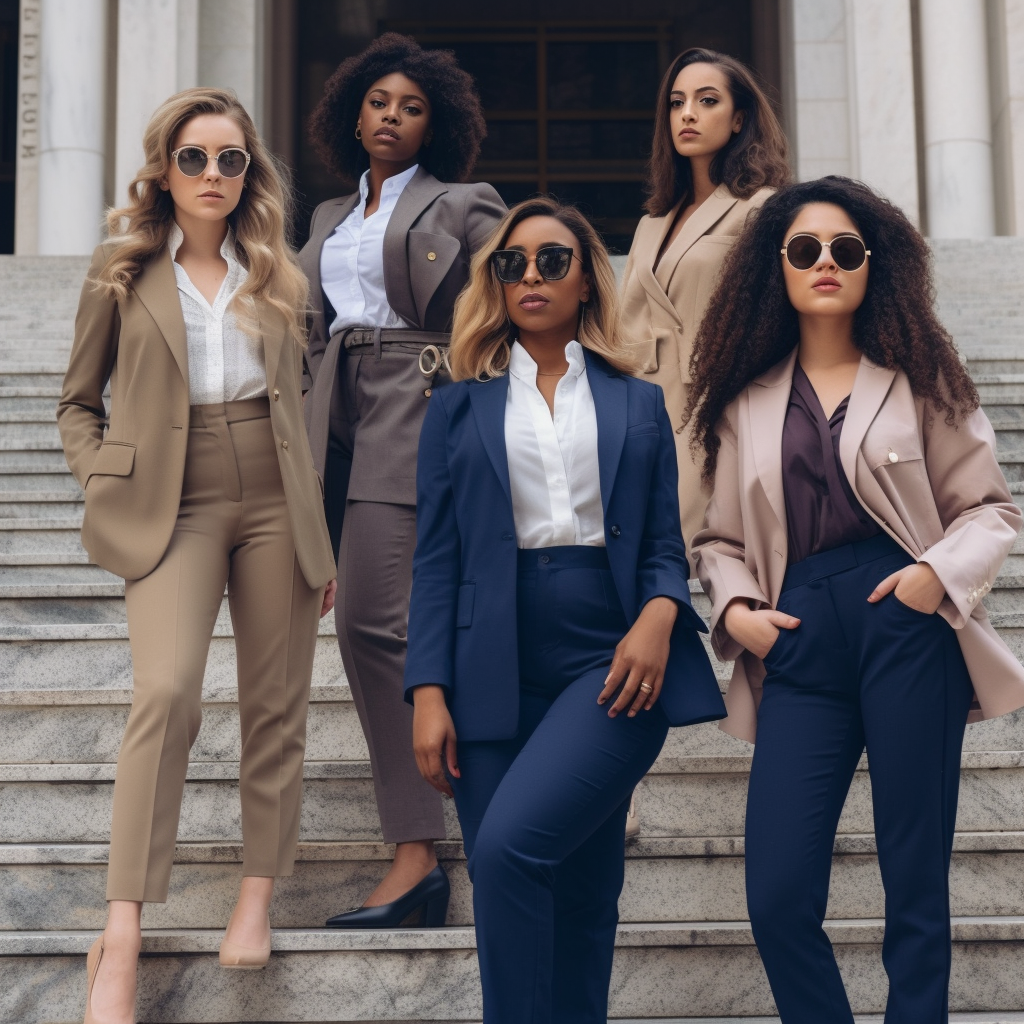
[325, 864, 450, 929]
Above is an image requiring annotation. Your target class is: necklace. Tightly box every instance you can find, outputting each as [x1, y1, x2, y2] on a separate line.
[536, 370, 567, 376]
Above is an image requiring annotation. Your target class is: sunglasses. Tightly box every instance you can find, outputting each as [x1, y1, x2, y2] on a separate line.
[171, 146, 251, 178]
[491, 246, 583, 284]
[781, 233, 870, 272]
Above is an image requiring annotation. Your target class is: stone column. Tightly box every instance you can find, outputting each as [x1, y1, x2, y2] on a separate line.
[989, 0, 1024, 235]
[14, 0, 42, 255]
[919, 0, 997, 237]
[36, 0, 107, 255]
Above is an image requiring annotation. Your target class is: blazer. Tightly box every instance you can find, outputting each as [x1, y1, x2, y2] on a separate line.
[692, 348, 1024, 743]
[621, 184, 774, 558]
[299, 167, 506, 504]
[403, 349, 725, 742]
[57, 244, 336, 587]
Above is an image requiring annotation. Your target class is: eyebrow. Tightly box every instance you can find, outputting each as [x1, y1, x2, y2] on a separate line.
[368, 89, 428, 104]
[505, 242, 573, 251]
[670, 86, 722, 97]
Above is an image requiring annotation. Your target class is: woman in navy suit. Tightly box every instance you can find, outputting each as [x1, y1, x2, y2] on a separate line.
[404, 198, 724, 1024]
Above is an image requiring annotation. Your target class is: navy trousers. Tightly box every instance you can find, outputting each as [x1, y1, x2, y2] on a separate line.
[745, 534, 973, 1023]
[450, 546, 670, 1024]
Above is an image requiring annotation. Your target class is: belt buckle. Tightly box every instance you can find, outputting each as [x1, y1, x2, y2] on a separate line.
[418, 344, 450, 379]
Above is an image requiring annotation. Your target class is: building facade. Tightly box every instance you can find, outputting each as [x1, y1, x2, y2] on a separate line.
[7, 0, 1024, 256]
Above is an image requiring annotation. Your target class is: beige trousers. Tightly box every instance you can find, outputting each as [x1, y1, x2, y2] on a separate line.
[107, 399, 324, 903]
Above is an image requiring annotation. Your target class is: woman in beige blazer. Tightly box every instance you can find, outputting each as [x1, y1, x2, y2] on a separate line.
[622, 48, 790, 567]
[689, 177, 1024, 1024]
[59, 89, 336, 1024]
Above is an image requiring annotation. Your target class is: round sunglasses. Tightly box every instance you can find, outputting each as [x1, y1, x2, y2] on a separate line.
[171, 146, 251, 179]
[491, 246, 583, 284]
[781, 233, 870, 272]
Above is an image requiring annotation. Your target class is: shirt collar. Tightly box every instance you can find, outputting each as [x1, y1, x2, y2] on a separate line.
[509, 339, 586, 384]
[168, 221, 239, 266]
[357, 163, 419, 206]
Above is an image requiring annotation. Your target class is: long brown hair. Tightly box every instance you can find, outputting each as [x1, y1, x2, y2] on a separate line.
[684, 176, 980, 481]
[99, 88, 309, 345]
[449, 198, 636, 381]
[644, 48, 791, 217]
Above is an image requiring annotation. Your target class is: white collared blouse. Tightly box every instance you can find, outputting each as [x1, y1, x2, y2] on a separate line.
[320, 163, 419, 335]
[168, 223, 266, 406]
[504, 340, 604, 549]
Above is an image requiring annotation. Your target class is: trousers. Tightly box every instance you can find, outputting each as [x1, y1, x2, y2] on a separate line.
[744, 534, 973, 1023]
[451, 546, 670, 1024]
[107, 399, 323, 902]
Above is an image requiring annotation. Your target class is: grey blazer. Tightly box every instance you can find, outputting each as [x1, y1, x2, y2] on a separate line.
[299, 166, 505, 508]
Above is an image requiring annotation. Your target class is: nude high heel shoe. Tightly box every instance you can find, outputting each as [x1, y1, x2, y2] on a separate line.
[82, 935, 105, 1024]
[218, 911, 271, 969]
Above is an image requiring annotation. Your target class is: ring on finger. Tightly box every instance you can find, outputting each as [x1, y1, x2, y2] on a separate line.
[639, 682, 653, 694]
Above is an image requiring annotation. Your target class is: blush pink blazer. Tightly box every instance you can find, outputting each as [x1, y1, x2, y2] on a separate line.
[692, 348, 1024, 743]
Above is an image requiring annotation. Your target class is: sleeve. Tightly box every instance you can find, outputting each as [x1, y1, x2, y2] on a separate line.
[56, 245, 120, 489]
[635, 386, 707, 632]
[916, 402, 1022, 626]
[691, 399, 772, 661]
[300, 203, 325, 391]
[404, 392, 463, 701]
[462, 183, 507, 256]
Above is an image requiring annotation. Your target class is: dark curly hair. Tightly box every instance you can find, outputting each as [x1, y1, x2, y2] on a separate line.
[644, 48, 791, 217]
[308, 33, 486, 186]
[685, 175, 980, 481]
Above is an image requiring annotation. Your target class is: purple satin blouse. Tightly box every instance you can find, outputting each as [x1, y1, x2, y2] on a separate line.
[782, 364, 881, 565]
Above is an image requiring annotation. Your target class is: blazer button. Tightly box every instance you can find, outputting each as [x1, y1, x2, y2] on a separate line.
[272, 388, 280, 401]
[281, 440, 289, 450]
[610, 525, 621, 537]
[888, 450, 899, 463]
[424, 388, 432, 397]
[540, 555, 550, 564]
[427, 251, 437, 261]
[501, 533, 513, 541]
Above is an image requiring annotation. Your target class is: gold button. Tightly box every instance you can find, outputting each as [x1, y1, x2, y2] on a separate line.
[273, 389, 280, 401]
[888, 451, 899, 463]
[281, 440, 289, 450]
[424, 388, 432, 397]
[427, 251, 437, 261]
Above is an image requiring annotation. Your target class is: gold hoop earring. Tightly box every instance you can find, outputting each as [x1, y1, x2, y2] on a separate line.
[355, 126, 362, 140]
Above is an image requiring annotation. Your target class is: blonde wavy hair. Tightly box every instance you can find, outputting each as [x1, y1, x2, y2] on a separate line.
[449, 198, 637, 381]
[98, 87, 308, 345]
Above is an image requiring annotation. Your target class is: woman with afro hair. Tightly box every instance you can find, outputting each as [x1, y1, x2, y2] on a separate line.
[688, 176, 1024, 1022]
[300, 32, 505, 928]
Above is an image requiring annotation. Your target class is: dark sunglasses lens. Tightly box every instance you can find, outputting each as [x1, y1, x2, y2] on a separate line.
[830, 236, 867, 271]
[492, 251, 526, 283]
[786, 235, 822, 270]
[176, 147, 208, 176]
[218, 150, 248, 177]
[535, 248, 572, 281]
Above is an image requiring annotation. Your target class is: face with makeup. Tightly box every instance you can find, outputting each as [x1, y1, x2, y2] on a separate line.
[163, 113, 247, 224]
[669, 62, 744, 161]
[355, 72, 432, 169]
[782, 202, 870, 319]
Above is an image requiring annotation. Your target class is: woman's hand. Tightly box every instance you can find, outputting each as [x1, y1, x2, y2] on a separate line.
[598, 596, 678, 718]
[867, 561, 945, 614]
[723, 598, 800, 659]
[320, 580, 337, 618]
[412, 685, 459, 797]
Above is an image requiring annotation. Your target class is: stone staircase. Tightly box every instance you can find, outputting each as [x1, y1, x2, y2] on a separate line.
[2, 245, 1024, 1023]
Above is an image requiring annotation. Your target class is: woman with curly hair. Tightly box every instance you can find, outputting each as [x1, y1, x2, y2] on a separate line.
[688, 176, 1024, 1022]
[300, 32, 505, 928]
[621, 47, 790, 570]
[407, 197, 722, 1024]
[59, 88, 337, 1022]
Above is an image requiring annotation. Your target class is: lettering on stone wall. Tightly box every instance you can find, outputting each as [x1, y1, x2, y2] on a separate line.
[18, 1, 41, 161]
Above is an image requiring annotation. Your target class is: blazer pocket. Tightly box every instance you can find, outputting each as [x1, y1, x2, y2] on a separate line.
[456, 583, 475, 628]
[625, 420, 660, 437]
[86, 442, 136, 484]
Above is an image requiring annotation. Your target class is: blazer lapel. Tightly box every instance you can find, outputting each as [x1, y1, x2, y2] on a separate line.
[383, 167, 448, 328]
[468, 375, 513, 505]
[258, 299, 282, 391]
[840, 355, 898, 504]
[635, 213, 683, 324]
[305, 195, 359, 319]
[748, 348, 797, 534]
[585, 351, 627, 514]
[134, 249, 189, 387]
[669, 183, 740, 263]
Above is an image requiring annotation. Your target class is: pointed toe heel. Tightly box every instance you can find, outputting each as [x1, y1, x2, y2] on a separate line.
[82, 935, 104, 1024]
[325, 864, 450, 929]
[218, 913, 271, 970]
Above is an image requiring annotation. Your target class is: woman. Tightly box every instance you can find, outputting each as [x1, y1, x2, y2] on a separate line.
[688, 176, 1024, 1023]
[622, 47, 790, 566]
[406, 198, 724, 1024]
[300, 32, 505, 926]
[59, 89, 336, 1024]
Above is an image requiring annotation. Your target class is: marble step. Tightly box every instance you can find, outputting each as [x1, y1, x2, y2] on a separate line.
[5, 917, 1024, 1023]
[3, 751, 1024, 845]
[5, 830, 1024, 933]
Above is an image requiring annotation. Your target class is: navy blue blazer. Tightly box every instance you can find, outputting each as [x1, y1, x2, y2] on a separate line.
[404, 349, 725, 741]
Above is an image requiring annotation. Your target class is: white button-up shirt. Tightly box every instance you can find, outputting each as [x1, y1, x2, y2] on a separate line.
[168, 223, 266, 406]
[504, 340, 604, 549]
[320, 163, 418, 334]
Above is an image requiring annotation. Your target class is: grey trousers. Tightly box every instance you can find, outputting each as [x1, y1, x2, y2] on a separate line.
[336, 499, 446, 844]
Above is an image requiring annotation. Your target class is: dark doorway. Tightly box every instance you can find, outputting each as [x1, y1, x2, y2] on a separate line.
[290, 2, 780, 252]
[0, 0, 19, 254]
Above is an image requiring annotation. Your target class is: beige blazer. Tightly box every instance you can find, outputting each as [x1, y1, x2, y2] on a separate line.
[57, 244, 336, 587]
[692, 349, 1024, 742]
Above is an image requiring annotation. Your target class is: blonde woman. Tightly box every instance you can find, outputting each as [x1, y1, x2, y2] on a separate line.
[405, 198, 723, 1023]
[58, 88, 336, 1024]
